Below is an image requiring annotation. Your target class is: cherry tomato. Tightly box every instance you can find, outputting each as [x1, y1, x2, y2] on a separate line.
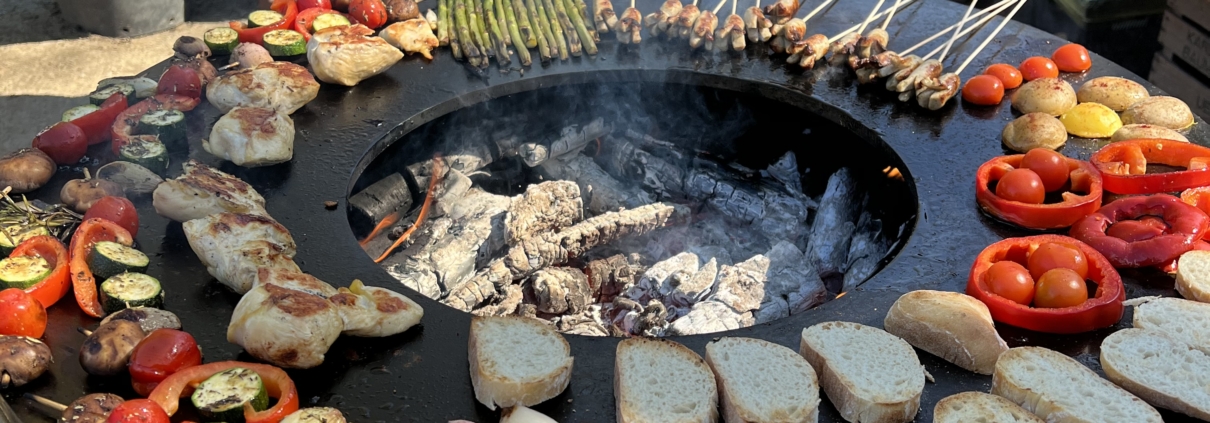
[156, 65, 202, 100]
[298, 0, 333, 10]
[348, 0, 388, 28]
[985, 63, 1023, 89]
[32, 121, 87, 165]
[984, 261, 1035, 305]
[106, 399, 170, 423]
[1033, 268, 1088, 308]
[1020, 148, 1069, 192]
[962, 75, 1005, 106]
[0, 288, 47, 338]
[1027, 242, 1089, 280]
[1019, 56, 1059, 81]
[1052, 43, 1092, 73]
[128, 329, 203, 395]
[996, 168, 1046, 204]
[83, 196, 140, 238]
[1105, 216, 1167, 243]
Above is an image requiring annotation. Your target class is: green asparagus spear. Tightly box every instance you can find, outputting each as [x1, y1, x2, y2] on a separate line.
[562, 0, 597, 54]
[492, 0, 513, 60]
[501, 0, 532, 66]
[456, 0, 483, 65]
[526, 0, 555, 60]
[548, 0, 580, 56]
[471, 0, 494, 59]
[447, 0, 464, 59]
[538, 0, 569, 60]
[510, 0, 537, 48]
[438, 0, 450, 46]
[486, 0, 511, 65]
[575, 0, 598, 42]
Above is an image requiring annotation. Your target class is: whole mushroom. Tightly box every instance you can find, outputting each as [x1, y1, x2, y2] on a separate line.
[1002, 113, 1068, 152]
[231, 43, 274, 70]
[173, 36, 212, 60]
[61, 170, 125, 213]
[384, 0, 420, 22]
[99, 307, 182, 333]
[0, 148, 56, 194]
[1011, 77, 1077, 116]
[0, 335, 53, 388]
[60, 393, 125, 423]
[79, 320, 146, 376]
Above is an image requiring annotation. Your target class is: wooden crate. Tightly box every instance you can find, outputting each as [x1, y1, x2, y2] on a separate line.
[1151, 53, 1210, 120]
[1166, 0, 1210, 33]
[1158, 9, 1210, 78]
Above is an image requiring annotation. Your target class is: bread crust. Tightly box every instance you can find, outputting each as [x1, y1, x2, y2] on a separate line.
[882, 290, 1008, 375]
[933, 392, 1042, 423]
[1100, 329, 1210, 421]
[799, 322, 921, 423]
[992, 347, 1162, 423]
[615, 337, 718, 423]
[469, 316, 573, 410]
[1176, 251, 1210, 303]
[705, 337, 818, 423]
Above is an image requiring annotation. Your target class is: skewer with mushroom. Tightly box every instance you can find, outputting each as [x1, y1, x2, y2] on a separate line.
[744, 0, 773, 42]
[916, 0, 1027, 110]
[713, 0, 746, 51]
[770, 0, 830, 56]
[673, 0, 702, 39]
[828, 0, 883, 66]
[595, 0, 617, 32]
[762, 0, 800, 34]
[850, 0, 904, 79]
[786, 0, 902, 70]
[908, 0, 977, 107]
[615, 0, 643, 43]
[644, 0, 683, 36]
[873, 0, 1015, 89]
[690, 0, 725, 49]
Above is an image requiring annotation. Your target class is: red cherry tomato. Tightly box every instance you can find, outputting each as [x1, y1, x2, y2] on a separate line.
[1019, 56, 1059, 81]
[1020, 148, 1069, 192]
[1105, 216, 1168, 243]
[1027, 242, 1089, 280]
[298, 0, 333, 10]
[156, 65, 202, 100]
[83, 197, 140, 238]
[996, 168, 1046, 204]
[961, 75, 1005, 106]
[1034, 268, 1088, 308]
[1052, 43, 1092, 73]
[128, 329, 203, 396]
[348, 0, 388, 28]
[984, 261, 1035, 305]
[985, 63, 1023, 89]
[0, 288, 47, 338]
[32, 121, 87, 165]
[106, 399, 170, 423]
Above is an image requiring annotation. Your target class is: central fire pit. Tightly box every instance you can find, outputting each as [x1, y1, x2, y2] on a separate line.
[351, 79, 916, 336]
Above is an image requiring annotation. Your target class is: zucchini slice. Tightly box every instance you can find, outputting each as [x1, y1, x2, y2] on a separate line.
[89, 241, 150, 279]
[118, 139, 170, 174]
[311, 13, 352, 33]
[99, 273, 164, 314]
[0, 226, 51, 258]
[0, 256, 52, 289]
[263, 29, 306, 57]
[90, 83, 135, 106]
[204, 27, 240, 55]
[135, 109, 186, 150]
[96, 77, 157, 101]
[62, 105, 101, 122]
[248, 10, 285, 28]
[191, 367, 270, 422]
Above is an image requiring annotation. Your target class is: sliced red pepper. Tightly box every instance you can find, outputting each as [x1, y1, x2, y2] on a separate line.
[149, 361, 299, 423]
[111, 94, 199, 156]
[10, 236, 70, 309]
[968, 234, 1124, 334]
[1091, 139, 1210, 195]
[69, 218, 134, 318]
[1070, 194, 1209, 268]
[70, 92, 128, 145]
[230, 0, 300, 44]
[294, 8, 347, 40]
[1159, 240, 1210, 273]
[1181, 186, 1210, 216]
[975, 154, 1103, 230]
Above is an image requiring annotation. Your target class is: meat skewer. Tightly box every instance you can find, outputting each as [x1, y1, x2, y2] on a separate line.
[908, 0, 976, 106]
[595, 0, 617, 32]
[786, 0, 907, 69]
[743, 0, 773, 42]
[615, 0, 643, 43]
[690, 0, 725, 49]
[850, 0, 900, 76]
[762, 0, 800, 34]
[886, 0, 1015, 100]
[774, 0, 831, 64]
[713, 0, 746, 51]
[673, 0, 702, 39]
[919, 0, 1027, 111]
[828, 0, 882, 66]
[875, 0, 1014, 92]
[644, 0, 683, 36]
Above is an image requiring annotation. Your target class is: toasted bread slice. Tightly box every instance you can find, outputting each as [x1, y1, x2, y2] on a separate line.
[1100, 328, 1210, 420]
[705, 337, 820, 423]
[468, 316, 573, 410]
[932, 391, 1042, 423]
[883, 290, 1008, 375]
[1176, 250, 1210, 303]
[799, 321, 924, 423]
[991, 346, 1162, 423]
[615, 337, 718, 423]
[1132, 297, 1210, 353]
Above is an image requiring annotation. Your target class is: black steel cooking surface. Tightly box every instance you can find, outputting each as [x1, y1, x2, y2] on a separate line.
[3, 0, 1208, 421]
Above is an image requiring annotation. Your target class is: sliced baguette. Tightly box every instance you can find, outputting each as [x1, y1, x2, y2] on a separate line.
[468, 316, 573, 410]
[799, 321, 924, 423]
[932, 391, 1042, 423]
[705, 337, 820, 423]
[882, 290, 1008, 375]
[991, 346, 1162, 423]
[1100, 328, 1210, 420]
[1176, 250, 1210, 303]
[1132, 297, 1210, 353]
[615, 337, 718, 423]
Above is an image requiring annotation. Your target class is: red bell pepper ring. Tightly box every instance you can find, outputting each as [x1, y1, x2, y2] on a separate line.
[967, 234, 1125, 334]
[975, 154, 1103, 230]
[1091, 139, 1210, 195]
[111, 94, 199, 156]
[1070, 194, 1209, 268]
[295, 8, 348, 40]
[230, 0, 300, 44]
[149, 361, 299, 423]
[69, 218, 134, 318]
[10, 236, 70, 309]
[70, 92, 128, 145]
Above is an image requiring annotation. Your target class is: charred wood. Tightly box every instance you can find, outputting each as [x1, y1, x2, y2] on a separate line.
[806, 167, 860, 289]
[667, 300, 753, 335]
[595, 135, 686, 200]
[584, 253, 643, 300]
[472, 284, 525, 316]
[530, 267, 592, 314]
[505, 181, 583, 244]
[842, 198, 892, 292]
[540, 154, 653, 215]
[518, 118, 610, 167]
[349, 173, 414, 235]
[710, 254, 768, 314]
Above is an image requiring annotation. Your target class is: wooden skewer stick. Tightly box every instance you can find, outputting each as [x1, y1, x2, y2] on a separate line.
[827, 0, 913, 43]
[713, 0, 727, 15]
[632, 0, 636, 9]
[218, 62, 240, 71]
[855, 0, 885, 35]
[802, 0, 834, 22]
[899, 0, 1013, 55]
[954, 0, 1026, 74]
[936, 0, 977, 61]
[879, 0, 906, 30]
[24, 394, 67, 413]
[1, 373, 9, 388]
[920, 0, 1016, 59]
[77, 327, 93, 337]
[731, 0, 738, 16]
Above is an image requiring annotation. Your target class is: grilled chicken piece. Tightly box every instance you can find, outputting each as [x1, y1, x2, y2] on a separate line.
[207, 62, 319, 115]
[828, 32, 860, 65]
[762, 0, 799, 24]
[886, 56, 930, 92]
[645, 0, 682, 35]
[381, 19, 440, 60]
[771, 18, 805, 55]
[616, 7, 642, 44]
[183, 213, 298, 293]
[228, 283, 343, 369]
[689, 10, 717, 49]
[306, 24, 403, 86]
[255, 267, 339, 298]
[595, 0, 618, 32]
[880, 53, 920, 79]
[743, 6, 772, 42]
[152, 160, 268, 222]
[673, 3, 701, 39]
[917, 72, 961, 110]
[204, 106, 294, 168]
[328, 280, 424, 337]
[713, 14, 745, 51]
[792, 34, 829, 69]
[206, 240, 300, 294]
[856, 28, 888, 61]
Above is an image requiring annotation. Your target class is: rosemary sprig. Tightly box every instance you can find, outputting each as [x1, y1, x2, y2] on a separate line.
[0, 187, 83, 243]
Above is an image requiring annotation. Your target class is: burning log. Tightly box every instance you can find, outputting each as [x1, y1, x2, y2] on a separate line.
[624, 252, 701, 304]
[584, 253, 643, 300]
[667, 300, 753, 335]
[711, 255, 768, 314]
[685, 158, 811, 242]
[472, 284, 525, 316]
[842, 198, 893, 292]
[540, 153, 654, 215]
[596, 136, 686, 200]
[518, 118, 610, 167]
[757, 241, 826, 323]
[806, 167, 860, 287]
[505, 181, 584, 243]
[531, 267, 592, 314]
[555, 309, 609, 336]
[350, 173, 414, 236]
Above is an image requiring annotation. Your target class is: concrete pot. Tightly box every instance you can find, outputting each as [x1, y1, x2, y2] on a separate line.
[57, 0, 184, 38]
